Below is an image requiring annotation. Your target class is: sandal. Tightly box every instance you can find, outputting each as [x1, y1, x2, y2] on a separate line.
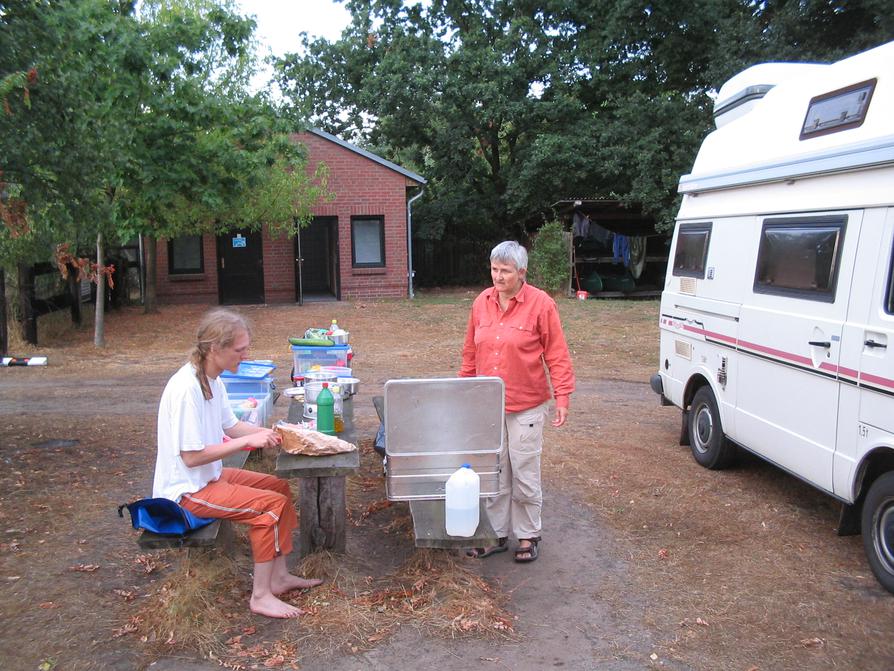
[466, 537, 508, 559]
[514, 537, 541, 563]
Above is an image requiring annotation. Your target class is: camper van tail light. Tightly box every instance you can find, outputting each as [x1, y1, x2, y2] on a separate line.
[718, 357, 728, 389]
[680, 277, 697, 295]
[675, 340, 692, 360]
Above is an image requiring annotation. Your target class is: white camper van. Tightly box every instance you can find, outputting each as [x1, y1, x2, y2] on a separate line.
[650, 41, 894, 593]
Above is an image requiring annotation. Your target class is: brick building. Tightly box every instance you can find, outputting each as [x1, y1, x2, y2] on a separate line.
[154, 128, 426, 304]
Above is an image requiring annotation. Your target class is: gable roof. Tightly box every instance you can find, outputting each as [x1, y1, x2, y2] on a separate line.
[307, 127, 427, 185]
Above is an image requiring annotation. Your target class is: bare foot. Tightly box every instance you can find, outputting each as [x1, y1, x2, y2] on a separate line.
[250, 593, 305, 619]
[272, 574, 324, 596]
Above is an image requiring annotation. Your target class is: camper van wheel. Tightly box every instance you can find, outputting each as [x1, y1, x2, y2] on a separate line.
[861, 471, 894, 594]
[688, 386, 735, 470]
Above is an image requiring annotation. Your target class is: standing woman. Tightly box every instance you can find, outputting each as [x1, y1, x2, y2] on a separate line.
[153, 308, 321, 618]
[460, 241, 575, 562]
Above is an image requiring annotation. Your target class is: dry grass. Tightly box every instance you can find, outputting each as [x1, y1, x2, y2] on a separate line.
[134, 552, 245, 659]
[289, 548, 514, 656]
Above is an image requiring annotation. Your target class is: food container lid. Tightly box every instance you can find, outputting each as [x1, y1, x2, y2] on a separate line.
[221, 361, 276, 379]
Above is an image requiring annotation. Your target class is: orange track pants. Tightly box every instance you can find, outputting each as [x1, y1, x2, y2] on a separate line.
[180, 467, 296, 563]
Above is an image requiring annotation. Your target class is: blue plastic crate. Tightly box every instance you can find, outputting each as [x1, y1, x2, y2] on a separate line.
[221, 361, 276, 380]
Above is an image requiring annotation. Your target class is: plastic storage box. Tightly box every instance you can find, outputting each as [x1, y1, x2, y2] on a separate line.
[228, 392, 271, 427]
[291, 344, 351, 377]
[221, 361, 276, 396]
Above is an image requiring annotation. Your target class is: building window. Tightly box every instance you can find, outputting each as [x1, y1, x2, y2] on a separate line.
[754, 216, 846, 302]
[168, 235, 204, 275]
[672, 223, 712, 278]
[351, 216, 385, 268]
[800, 79, 876, 140]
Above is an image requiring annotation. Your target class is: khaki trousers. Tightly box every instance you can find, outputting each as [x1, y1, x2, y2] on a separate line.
[485, 401, 548, 540]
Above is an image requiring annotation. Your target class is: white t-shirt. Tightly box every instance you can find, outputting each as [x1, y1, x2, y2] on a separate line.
[152, 362, 239, 502]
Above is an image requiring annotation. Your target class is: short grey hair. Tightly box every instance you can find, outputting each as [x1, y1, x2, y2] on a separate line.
[490, 241, 528, 271]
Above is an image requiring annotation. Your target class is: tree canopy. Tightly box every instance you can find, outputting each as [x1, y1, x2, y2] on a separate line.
[276, 0, 894, 238]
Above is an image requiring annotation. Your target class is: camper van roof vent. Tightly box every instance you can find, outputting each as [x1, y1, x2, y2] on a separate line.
[713, 62, 827, 128]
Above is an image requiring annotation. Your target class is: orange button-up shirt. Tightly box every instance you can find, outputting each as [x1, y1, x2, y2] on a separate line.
[459, 283, 575, 413]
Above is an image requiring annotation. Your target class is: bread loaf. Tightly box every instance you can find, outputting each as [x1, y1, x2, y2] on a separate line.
[275, 422, 357, 456]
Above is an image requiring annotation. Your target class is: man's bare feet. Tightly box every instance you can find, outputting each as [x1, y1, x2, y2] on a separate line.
[250, 593, 305, 619]
[272, 574, 323, 596]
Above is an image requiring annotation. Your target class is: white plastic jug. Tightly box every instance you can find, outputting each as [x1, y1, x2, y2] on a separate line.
[445, 464, 480, 537]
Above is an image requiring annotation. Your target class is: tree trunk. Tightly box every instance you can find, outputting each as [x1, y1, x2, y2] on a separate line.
[143, 233, 158, 314]
[94, 232, 106, 348]
[0, 268, 7, 356]
[67, 264, 81, 326]
[18, 262, 37, 345]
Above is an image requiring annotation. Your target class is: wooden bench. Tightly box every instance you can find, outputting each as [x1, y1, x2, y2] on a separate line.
[373, 395, 499, 550]
[136, 449, 249, 552]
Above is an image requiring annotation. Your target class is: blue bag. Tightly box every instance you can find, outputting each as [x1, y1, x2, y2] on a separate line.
[118, 498, 216, 536]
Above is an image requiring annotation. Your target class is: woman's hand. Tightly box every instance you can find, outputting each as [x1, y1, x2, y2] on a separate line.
[552, 407, 568, 428]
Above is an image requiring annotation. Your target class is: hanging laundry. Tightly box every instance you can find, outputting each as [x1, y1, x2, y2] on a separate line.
[613, 234, 631, 266]
[572, 211, 590, 239]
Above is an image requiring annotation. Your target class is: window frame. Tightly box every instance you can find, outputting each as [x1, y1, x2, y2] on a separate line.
[350, 215, 386, 268]
[752, 215, 847, 303]
[672, 222, 713, 279]
[799, 78, 876, 141]
[885, 235, 894, 316]
[167, 235, 205, 275]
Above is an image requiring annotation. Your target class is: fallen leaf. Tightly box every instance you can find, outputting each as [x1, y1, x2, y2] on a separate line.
[112, 623, 138, 638]
[69, 564, 100, 572]
[113, 589, 136, 602]
[801, 637, 825, 648]
[38, 602, 59, 609]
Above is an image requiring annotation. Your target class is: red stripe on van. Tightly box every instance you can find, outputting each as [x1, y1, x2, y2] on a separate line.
[738, 339, 813, 367]
[681, 324, 737, 344]
[861, 371, 894, 390]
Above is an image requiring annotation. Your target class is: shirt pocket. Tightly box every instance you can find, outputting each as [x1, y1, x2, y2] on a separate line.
[474, 319, 494, 346]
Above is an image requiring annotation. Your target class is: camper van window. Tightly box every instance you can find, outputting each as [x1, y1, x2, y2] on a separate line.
[800, 79, 876, 140]
[673, 224, 712, 278]
[753, 217, 846, 302]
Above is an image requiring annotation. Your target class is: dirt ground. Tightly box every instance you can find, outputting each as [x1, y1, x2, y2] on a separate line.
[1, 292, 893, 671]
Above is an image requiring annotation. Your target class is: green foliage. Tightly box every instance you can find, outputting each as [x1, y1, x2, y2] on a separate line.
[277, 0, 894, 240]
[527, 220, 570, 294]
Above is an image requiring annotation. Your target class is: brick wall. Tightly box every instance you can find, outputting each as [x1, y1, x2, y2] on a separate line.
[297, 132, 412, 300]
[154, 234, 219, 304]
[153, 131, 420, 304]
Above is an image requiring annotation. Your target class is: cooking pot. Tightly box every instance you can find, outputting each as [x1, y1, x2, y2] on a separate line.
[329, 330, 349, 345]
[336, 376, 360, 396]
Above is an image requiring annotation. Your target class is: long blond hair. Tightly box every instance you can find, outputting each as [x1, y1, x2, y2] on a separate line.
[189, 308, 251, 400]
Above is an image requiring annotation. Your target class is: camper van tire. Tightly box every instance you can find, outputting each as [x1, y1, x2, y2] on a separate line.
[861, 471, 894, 593]
[688, 386, 736, 470]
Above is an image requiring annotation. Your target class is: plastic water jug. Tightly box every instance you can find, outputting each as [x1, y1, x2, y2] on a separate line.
[316, 383, 336, 436]
[445, 464, 479, 537]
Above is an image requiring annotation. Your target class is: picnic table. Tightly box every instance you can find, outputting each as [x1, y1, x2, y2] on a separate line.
[275, 396, 360, 556]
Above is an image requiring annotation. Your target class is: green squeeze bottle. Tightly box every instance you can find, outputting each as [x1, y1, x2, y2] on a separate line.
[316, 382, 336, 436]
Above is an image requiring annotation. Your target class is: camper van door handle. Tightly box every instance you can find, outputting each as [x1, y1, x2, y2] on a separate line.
[865, 339, 887, 349]
[808, 340, 831, 348]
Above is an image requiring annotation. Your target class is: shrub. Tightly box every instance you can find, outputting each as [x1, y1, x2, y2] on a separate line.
[527, 220, 570, 294]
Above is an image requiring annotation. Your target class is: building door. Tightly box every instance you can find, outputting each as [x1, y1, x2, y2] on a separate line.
[217, 229, 264, 305]
[296, 217, 339, 301]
